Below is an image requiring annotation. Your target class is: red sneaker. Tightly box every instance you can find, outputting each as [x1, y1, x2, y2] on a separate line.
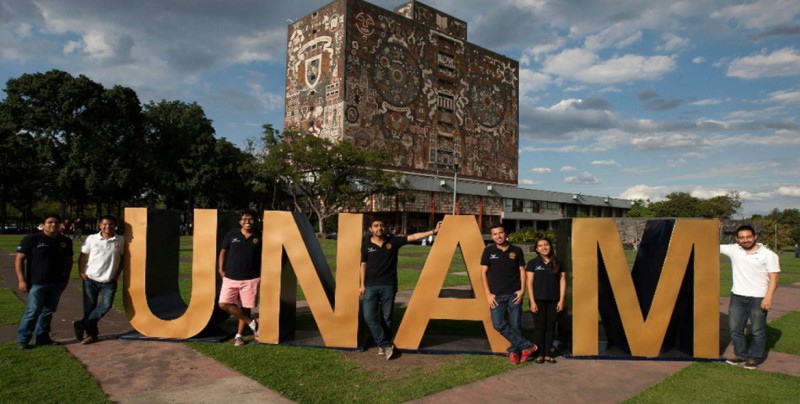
[520, 344, 538, 363]
[509, 352, 521, 365]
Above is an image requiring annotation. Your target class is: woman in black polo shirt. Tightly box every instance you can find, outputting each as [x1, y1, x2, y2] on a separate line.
[525, 238, 566, 363]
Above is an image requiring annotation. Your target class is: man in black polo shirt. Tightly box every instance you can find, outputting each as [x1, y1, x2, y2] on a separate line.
[218, 210, 262, 346]
[360, 219, 441, 360]
[481, 224, 537, 364]
[15, 213, 74, 349]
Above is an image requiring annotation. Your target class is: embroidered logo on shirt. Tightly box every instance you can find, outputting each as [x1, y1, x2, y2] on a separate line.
[489, 254, 499, 259]
[36, 243, 48, 249]
[509, 252, 516, 260]
[367, 247, 377, 253]
[386, 243, 392, 250]
[231, 238, 242, 244]
[252, 238, 259, 244]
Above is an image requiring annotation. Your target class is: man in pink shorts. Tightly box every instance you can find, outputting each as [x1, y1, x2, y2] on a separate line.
[218, 210, 262, 346]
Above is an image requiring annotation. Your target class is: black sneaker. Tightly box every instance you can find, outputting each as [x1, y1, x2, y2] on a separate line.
[725, 357, 746, 366]
[72, 320, 85, 341]
[743, 359, 758, 370]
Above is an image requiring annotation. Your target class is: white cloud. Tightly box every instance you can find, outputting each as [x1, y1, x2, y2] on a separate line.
[620, 184, 672, 201]
[560, 166, 577, 172]
[712, 0, 800, 30]
[655, 32, 689, 52]
[543, 48, 676, 84]
[769, 89, 800, 104]
[591, 159, 621, 167]
[630, 133, 711, 150]
[564, 171, 600, 184]
[777, 185, 800, 197]
[692, 56, 705, 64]
[531, 167, 551, 173]
[519, 68, 551, 96]
[727, 48, 800, 79]
[520, 179, 539, 186]
[691, 98, 723, 106]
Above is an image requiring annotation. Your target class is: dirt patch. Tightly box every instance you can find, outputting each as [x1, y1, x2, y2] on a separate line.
[341, 348, 467, 379]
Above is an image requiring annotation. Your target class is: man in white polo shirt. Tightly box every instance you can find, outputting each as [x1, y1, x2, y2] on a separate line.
[73, 215, 125, 344]
[720, 224, 780, 370]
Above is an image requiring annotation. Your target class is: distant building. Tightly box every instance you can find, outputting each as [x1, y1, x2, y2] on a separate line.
[285, 0, 630, 234]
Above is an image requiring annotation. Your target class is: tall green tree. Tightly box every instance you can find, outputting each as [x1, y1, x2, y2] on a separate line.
[634, 192, 742, 219]
[143, 100, 218, 217]
[3, 70, 106, 214]
[265, 131, 406, 236]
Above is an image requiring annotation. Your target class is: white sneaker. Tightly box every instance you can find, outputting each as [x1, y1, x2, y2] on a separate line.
[386, 345, 395, 360]
[377, 347, 385, 356]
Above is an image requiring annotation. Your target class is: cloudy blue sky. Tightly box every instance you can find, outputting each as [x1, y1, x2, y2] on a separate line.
[1, 0, 798, 216]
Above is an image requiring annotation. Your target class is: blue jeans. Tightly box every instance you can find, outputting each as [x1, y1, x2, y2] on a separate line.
[490, 293, 533, 353]
[729, 293, 768, 361]
[17, 283, 65, 345]
[80, 279, 117, 338]
[362, 285, 396, 348]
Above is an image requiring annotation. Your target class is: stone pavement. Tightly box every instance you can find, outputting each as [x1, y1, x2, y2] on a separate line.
[0, 247, 291, 404]
[2, 244, 799, 403]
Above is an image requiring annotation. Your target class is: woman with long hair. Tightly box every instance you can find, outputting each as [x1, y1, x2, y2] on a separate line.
[525, 237, 566, 363]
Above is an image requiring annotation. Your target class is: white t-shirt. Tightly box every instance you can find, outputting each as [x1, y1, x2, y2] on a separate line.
[720, 243, 780, 297]
[81, 232, 125, 283]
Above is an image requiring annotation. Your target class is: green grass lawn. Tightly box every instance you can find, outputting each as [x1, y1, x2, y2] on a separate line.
[769, 311, 800, 355]
[0, 342, 110, 403]
[0, 287, 25, 326]
[189, 341, 514, 403]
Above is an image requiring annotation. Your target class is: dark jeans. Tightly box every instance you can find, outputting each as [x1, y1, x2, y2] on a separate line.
[532, 299, 558, 357]
[79, 279, 118, 338]
[490, 293, 533, 353]
[17, 283, 65, 344]
[362, 285, 396, 348]
[729, 293, 768, 361]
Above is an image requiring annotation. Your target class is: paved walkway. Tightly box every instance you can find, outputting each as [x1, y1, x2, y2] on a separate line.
[2, 245, 799, 403]
[0, 248, 290, 404]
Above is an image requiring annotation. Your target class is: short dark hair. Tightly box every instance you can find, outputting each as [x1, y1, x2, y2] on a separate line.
[490, 223, 505, 232]
[99, 214, 117, 224]
[368, 218, 385, 227]
[240, 209, 258, 221]
[42, 213, 61, 223]
[735, 224, 756, 237]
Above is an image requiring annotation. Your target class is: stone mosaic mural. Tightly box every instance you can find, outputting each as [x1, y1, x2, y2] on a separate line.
[285, 0, 519, 184]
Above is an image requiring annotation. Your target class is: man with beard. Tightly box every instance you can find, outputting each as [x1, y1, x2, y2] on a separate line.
[721, 225, 780, 370]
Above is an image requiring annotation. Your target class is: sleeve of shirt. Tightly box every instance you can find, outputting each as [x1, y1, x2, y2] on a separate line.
[361, 243, 368, 263]
[17, 235, 32, 255]
[719, 244, 734, 255]
[480, 247, 490, 266]
[525, 259, 535, 272]
[81, 236, 92, 254]
[221, 230, 233, 250]
[766, 251, 781, 273]
[393, 236, 409, 249]
[516, 247, 525, 266]
[65, 237, 74, 257]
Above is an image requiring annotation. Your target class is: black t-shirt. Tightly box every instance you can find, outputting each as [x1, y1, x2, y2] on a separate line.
[525, 256, 562, 301]
[221, 228, 262, 280]
[17, 232, 73, 285]
[480, 243, 525, 295]
[361, 235, 408, 287]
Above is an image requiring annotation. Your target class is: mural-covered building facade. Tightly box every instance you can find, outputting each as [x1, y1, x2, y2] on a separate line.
[285, 0, 629, 234]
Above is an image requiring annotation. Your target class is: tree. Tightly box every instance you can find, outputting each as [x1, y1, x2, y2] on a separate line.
[3, 70, 107, 214]
[631, 192, 742, 219]
[143, 100, 218, 217]
[265, 131, 406, 236]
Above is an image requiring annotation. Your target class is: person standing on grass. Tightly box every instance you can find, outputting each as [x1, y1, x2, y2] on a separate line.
[721, 224, 780, 370]
[15, 213, 73, 349]
[360, 219, 441, 360]
[481, 224, 537, 365]
[218, 210, 262, 346]
[72, 215, 125, 344]
[525, 237, 566, 364]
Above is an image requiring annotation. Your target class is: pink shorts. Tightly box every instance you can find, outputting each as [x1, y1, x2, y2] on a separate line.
[219, 277, 260, 308]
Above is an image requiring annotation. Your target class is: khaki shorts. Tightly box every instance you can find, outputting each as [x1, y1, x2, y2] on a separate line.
[219, 277, 260, 309]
